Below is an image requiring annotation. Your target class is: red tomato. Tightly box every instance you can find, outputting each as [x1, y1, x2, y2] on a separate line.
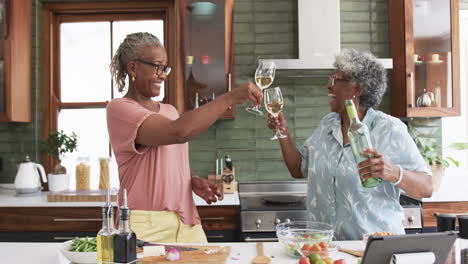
[299, 257, 311, 264]
[334, 259, 346, 264]
[302, 244, 312, 251]
[304, 234, 312, 238]
[319, 242, 328, 250]
[310, 244, 322, 252]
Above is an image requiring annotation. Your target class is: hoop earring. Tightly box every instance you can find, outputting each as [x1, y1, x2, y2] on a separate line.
[352, 95, 356, 99]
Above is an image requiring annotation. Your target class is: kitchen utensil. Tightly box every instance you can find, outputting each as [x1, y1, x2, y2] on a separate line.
[252, 242, 271, 264]
[136, 240, 198, 252]
[339, 247, 364, 257]
[138, 245, 230, 263]
[47, 190, 117, 202]
[14, 156, 47, 195]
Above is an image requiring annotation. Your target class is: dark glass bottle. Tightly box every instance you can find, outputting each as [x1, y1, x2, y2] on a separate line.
[113, 189, 137, 263]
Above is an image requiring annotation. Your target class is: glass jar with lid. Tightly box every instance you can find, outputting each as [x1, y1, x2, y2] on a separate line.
[75, 157, 91, 191]
[99, 157, 110, 190]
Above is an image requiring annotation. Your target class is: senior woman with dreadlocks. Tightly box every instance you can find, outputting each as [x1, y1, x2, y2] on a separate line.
[267, 49, 432, 240]
[107, 32, 262, 243]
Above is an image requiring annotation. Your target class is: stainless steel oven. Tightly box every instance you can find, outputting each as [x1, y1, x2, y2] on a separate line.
[239, 182, 424, 242]
[239, 181, 307, 242]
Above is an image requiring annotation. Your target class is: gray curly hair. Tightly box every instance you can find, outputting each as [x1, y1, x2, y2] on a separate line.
[110, 32, 164, 92]
[333, 49, 387, 108]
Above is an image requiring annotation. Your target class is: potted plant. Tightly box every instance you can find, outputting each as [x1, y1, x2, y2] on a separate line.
[408, 124, 468, 191]
[40, 130, 78, 174]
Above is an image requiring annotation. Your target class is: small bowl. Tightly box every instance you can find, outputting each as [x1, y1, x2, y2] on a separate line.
[60, 240, 97, 264]
[276, 221, 334, 257]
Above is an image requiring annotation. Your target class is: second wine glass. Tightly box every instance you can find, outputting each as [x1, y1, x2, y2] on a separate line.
[246, 60, 276, 115]
[264, 87, 287, 140]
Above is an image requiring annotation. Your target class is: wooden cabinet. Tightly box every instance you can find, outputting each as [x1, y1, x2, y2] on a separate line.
[197, 205, 240, 242]
[181, 0, 235, 119]
[0, 0, 32, 122]
[0, 206, 240, 242]
[389, 0, 460, 117]
[423, 201, 468, 227]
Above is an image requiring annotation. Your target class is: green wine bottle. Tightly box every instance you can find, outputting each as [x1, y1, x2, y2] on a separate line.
[345, 99, 382, 188]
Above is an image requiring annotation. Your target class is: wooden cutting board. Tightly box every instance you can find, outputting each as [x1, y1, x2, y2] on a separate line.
[137, 245, 231, 264]
[47, 190, 117, 202]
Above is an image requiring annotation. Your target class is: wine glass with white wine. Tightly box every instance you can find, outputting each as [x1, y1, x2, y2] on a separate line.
[264, 87, 287, 140]
[245, 60, 276, 115]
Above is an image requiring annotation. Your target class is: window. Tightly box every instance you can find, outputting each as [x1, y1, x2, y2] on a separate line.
[42, 2, 176, 190]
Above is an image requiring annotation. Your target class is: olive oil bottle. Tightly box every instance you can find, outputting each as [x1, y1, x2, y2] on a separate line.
[345, 99, 382, 188]
[114, 189, 137, 263]
[97, 190, 116, 263]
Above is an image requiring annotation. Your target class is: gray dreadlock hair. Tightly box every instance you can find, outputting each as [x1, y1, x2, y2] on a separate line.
[333, 48, 387, 108]
[110, 32, 164, 92]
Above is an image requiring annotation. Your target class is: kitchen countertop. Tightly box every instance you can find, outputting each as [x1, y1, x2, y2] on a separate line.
[0, 184, 239, 207]
[0, 241, 364, 264]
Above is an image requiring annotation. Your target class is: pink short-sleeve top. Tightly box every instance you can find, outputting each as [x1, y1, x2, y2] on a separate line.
[106, 98, 200, 225]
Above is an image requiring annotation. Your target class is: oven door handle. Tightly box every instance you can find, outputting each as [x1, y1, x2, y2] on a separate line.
[244, 237, 279, 242]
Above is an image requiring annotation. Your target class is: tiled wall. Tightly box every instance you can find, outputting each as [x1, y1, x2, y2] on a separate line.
[189, 0, 393, 182]
[0, 0, 465, 183]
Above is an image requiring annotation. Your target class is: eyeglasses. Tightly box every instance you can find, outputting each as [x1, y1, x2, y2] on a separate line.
[328, 75, 349, 87]
[136, 59, 172, 76]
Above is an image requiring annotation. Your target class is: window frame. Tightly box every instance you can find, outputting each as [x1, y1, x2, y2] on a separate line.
[41, 1, 180, 173]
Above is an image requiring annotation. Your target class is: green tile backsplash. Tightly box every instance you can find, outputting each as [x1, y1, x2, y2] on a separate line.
[1, 0, 465, 183]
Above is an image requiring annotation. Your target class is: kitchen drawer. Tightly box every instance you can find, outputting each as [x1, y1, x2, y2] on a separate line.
[204, 230, 239, 242]
[0, 207, 113, 232]
[197, 206, 239, 231]
[0, 231, 98, 242]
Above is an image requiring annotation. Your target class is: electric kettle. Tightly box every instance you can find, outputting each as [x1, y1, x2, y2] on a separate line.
[14, 156, 47, 195]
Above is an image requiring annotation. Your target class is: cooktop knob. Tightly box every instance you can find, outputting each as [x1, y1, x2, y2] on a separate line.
[274, 218, 281, 225]
[408, 216, 415, 224]
[285, 218, 291, 223]
[255, 219, 262, 228]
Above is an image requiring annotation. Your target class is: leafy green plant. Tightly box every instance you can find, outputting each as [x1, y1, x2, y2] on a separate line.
[40, 130, 78, 174]
[408, 124, 467, 168]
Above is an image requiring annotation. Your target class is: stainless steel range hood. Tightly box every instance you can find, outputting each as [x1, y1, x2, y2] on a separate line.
[262, 0, 392, 69]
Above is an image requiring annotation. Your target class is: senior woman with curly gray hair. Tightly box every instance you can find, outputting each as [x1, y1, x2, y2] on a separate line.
[268, 49, 432, 240]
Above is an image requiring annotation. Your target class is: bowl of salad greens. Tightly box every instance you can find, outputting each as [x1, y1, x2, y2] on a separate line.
[276, 221, 334, 257]
[60, 237, 97, 264]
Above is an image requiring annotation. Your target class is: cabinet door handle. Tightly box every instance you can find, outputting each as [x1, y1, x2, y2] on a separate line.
[53, 237, 77, 240]
[201, 217, 225, 221]
[244, 237, 278, 242]
[206, 234, 225, 239]
[228, 73, 232, 110]
[4, 0, 10, 40]
[408, 72, 414, 107]
[54, 218, 102, 222]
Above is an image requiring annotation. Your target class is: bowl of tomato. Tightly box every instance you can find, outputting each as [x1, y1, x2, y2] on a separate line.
[276, 221, 334, 257]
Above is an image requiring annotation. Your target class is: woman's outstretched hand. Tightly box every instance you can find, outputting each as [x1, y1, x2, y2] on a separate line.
[229, 81, 263, 107]
[267, 112, 288, 133]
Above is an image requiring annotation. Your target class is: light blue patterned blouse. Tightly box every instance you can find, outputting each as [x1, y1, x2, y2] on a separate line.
[299, 108, 431, 241]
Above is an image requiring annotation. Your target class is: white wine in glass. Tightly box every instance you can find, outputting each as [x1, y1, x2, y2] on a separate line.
[264, 87, 287, 140]
[246, 60, 276, 115]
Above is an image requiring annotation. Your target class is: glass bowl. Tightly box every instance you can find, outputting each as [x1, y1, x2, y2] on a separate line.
[276, 221, 334, 257]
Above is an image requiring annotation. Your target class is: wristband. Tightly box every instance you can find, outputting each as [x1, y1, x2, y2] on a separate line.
[392, 165, 403, 186]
